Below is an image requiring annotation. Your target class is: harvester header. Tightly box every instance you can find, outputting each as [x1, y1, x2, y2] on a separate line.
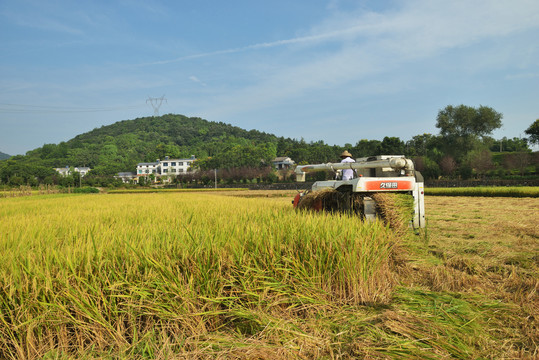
[292, 155, 425, 228]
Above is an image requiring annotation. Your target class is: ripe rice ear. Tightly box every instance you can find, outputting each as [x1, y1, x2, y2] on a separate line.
[371, 193, 414, 235]
[296, 189, 341, 211]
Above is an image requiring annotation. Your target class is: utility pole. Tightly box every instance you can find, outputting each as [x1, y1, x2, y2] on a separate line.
[146, 95, 167, 117]
[214, 169, 217, 189]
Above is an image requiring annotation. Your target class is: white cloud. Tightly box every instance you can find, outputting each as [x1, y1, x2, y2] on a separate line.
[194, 0, 539, 119]
[189, 76, 207, 86]
[146, 0, 539, 68]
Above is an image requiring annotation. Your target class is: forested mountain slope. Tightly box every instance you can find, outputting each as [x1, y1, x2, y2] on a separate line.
[2, 108, 533, 181]
[9, 114, 344, 175]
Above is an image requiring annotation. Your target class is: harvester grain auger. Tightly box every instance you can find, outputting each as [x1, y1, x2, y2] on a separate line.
[292, 155, 425, 229]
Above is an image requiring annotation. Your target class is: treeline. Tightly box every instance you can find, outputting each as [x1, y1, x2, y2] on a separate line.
[0, 108, 538, 186]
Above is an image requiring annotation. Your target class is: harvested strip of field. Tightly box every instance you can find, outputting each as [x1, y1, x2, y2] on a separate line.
[403, 196, 538, 357]
[425, 186, 539, 197]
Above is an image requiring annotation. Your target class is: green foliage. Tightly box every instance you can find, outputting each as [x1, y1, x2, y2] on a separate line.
[72, 187, 100, 194]
[414, 156, 441, 180]
[352, 139, 381, 157]
[0, 151, 10, 160]
[197, 142, 276, 170]
[436, 105, 502, 162]
[524, 119, 539, 145]
[405, 133, 439, 157]
[458, 164, 474, 180]
[0, 107, 534, 185]
[489, 136, 530, 152]
[380, 136, 405, 155]
[436, 105, 502, 139]
[4, 114, 288, 176]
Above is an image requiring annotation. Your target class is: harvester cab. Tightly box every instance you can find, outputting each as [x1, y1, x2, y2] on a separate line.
[293, 155, 425, 228]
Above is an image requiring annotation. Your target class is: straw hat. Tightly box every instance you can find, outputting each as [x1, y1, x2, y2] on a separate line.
[340, 150, 352, 158]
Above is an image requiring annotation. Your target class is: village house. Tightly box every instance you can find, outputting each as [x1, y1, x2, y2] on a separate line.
[115, 172, 138, 183]
[271, 156, 295, 170]
[54, 166, 91, 177]
[136, 156, 196, 181]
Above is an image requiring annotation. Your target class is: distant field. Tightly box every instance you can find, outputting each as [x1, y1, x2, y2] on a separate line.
[425, 186, 539, 197]
[0, 192, 537, 359]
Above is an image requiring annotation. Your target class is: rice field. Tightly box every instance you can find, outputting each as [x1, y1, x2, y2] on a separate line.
[425, 186, 539, 197]
[107, 188, 248, 194]
[0, 191, 537, 359]
[0, 192, 399, 359]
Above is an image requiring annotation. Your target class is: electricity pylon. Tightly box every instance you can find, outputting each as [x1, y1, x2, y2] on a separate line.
[146, 95, 167, 116]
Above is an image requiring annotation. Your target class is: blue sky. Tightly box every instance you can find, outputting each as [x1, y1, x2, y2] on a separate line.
[1, 0, 538, 155]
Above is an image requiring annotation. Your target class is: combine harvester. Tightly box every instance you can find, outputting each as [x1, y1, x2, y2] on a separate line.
[293, 155, 425, 229]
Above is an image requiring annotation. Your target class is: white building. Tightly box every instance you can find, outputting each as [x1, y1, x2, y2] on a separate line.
[136, 161, 159, 175]
[54, 166, 91, 177]
[136, 156, 196, 179]
[272, 157, 295, 170]
[115, 172, 138, 183]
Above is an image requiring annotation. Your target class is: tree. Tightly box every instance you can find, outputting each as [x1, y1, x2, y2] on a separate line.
[503, 153, 531, 176]
[525, 119, 539, 146]
[439, 155, 457, 177]
[380, 137, 405, 155]
[413, 156, 440, 180]
[489, 137, 530, 152]
[468, 149, 494, 178]
[352, 139, 381, 158]
[436, 105, 502, 161]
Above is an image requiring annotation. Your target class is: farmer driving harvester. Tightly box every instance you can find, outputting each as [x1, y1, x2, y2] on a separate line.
[340, 150, 355, 180]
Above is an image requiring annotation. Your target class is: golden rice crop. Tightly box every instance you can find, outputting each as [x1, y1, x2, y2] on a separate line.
[296, 189, 414, 234]
[0, 192, 401, 358]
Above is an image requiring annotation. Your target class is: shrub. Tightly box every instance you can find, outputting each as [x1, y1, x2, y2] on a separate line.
[72, 187, 100, 194]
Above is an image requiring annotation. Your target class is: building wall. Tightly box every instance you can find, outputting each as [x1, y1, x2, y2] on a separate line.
[136, 157, 196, 177]
[159, 159, 194, 175]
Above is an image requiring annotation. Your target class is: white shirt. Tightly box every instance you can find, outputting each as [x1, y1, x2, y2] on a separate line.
[341, 157, 355, 180]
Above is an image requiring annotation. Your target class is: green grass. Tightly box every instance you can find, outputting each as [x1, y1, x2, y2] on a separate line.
[425, 186, 539, 197]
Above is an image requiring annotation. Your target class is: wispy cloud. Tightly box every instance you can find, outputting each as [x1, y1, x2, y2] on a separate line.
[142, 22, 381, 66]
[189, 76, 206, 86]
[192, 0, 539, 120]
[3, 10, 84, 35]
[146, 0, 539, 68]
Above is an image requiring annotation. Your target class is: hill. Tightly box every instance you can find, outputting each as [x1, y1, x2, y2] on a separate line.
[3, 113, 533, 185]
[0, 151, 10, 160]
[8, 114, 346, 177]
[14, 114, 281, 174]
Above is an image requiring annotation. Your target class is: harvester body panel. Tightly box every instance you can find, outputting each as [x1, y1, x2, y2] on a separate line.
[312, 177, 416, 192]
